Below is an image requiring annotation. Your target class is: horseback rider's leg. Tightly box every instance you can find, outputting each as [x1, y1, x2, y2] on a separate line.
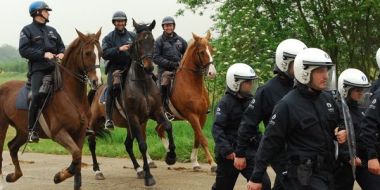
[104, 72, 115, 130]
[159, 71, 174, 120]
[28, 71, 46, 143]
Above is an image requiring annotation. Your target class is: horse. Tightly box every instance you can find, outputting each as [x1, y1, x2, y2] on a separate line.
[155, 31, 218, 172]
[0, 28, 102, 190]
[87, 19, 176, 186]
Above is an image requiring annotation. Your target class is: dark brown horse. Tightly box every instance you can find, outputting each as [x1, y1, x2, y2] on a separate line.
[156, 31, 217, 172]
[0, 29, 102, 190]
[87, 20, 176, 186]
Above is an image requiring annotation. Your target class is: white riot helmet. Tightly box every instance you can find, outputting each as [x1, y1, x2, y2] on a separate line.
[376, 48, 380, 69]
[294, 48, 334, 85]
[275, 39, 307, 73]
[338, 68, 370, 98]
[226, 63, 257, 92]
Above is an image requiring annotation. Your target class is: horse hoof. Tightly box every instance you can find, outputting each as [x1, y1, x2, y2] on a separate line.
[6, 173, 22, 183]
[211, 165, 217, 173]
[95, 171, 105, 180]
[193, 165, 202, 171]
[144, 176, 156, 186]
[137, 170, 145, 179]
[54, 172, 63, 184]
[165, 152, 177, 165]
[149, 162, 158, 168]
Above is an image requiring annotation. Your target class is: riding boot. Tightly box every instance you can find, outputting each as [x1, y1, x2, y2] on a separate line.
[160, 85, 174, 120]
[28, 96, 40, 143]
[104, 91, 115, 130]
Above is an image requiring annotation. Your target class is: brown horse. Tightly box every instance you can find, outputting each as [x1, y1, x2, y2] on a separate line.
[156, 31, 218, 172]
[0, 29, 102, 190]
[87, 20, 176, 186]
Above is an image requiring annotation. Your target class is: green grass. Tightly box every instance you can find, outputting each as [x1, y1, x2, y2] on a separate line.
[0, 72, 26, 84]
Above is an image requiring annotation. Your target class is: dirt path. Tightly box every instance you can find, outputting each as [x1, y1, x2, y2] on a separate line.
[0, 152, 360, 190]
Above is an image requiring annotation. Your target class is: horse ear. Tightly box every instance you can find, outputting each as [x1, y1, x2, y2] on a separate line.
[95, 27, 102, 40]
[132, 18, 138, 28]
[192, 33, 201, 41]
[75, 29, 86, 41]
[206, 30, 212, 40]
[149, 20, 156, 31]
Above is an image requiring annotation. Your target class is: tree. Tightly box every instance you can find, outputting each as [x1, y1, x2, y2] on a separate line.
[178, 0, 380, 85]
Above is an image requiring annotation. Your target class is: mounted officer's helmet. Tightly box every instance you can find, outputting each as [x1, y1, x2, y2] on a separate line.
[294, 48, 334, 85]
[226, 63, 257, 92]
[112, 11, 127, 24]
[29, 1, 51, 17]
[161, 16, 175, 28]
[338, 68, 370, 98]
[275, 39, 307, 74]
[376, 48, 380, 70]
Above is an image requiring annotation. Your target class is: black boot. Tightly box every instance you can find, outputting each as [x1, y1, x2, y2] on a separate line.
[160, 85, 174, 120]
[28, 97, 40, 143]
[104, 90, 115, 130]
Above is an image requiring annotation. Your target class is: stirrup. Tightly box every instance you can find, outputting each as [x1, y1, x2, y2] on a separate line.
[28, 131, 39, 143]
[86, 128, 95, 136]
[104, 120, 114, 130]
[164, 111, 175, 121]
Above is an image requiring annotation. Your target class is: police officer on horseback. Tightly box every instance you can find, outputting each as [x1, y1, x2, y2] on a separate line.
[102, 11, 136, 130]
[153, 16, 187, 116]
[19, 1, 65, 143]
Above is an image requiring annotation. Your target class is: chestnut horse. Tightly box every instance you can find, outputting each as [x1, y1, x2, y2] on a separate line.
[87, 20, 176, 186]
[156, 31, 217, 172]
[0, 29, 102, 190]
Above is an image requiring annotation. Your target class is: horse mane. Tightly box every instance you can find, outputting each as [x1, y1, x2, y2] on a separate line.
[61, 37, 81, 67]
[181, 39, 196, 63]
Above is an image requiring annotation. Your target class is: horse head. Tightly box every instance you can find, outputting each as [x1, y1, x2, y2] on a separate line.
[191, 31, 217, 79]
[65, 28, 102, 90]
[131, 19, 156, 73]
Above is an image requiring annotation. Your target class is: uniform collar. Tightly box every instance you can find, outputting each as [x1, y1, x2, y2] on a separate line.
[296, 83, 321, 99]
[162, 32, 178, 41]
[115, 28, 127, 35]
[32, 20, 46, 28]
[277, 72, 294, 87]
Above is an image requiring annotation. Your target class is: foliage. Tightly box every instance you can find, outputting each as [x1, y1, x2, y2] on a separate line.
[177, 0, 380, 84]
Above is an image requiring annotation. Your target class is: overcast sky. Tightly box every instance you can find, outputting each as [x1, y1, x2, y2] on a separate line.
[1, 0, 216, 47]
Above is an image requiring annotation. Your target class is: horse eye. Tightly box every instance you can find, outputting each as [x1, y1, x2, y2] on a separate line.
[85, 51, 92, 56]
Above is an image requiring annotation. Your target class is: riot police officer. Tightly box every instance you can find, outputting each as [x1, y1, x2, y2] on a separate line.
[19, 1, 65, 143]
[369, 48, 380, 94]
[248, 48, 347, 190]
[334, 68, 380, 190]
[211, 63, 271, 190]
[235, 39, 307, 190]
[102, 11, 136, 129]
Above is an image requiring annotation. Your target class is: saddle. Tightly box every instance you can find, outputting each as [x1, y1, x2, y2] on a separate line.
[15, 65, 62, 110]
[160, 71, 185, 120]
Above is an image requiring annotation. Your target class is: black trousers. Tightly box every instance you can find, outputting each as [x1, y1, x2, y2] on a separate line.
[28, 70, 50, 130]
[334, 161, 380, 190]
[212, 155, 271, 190]
[270, 150, 287, 190]
[283, 170, 334, 190]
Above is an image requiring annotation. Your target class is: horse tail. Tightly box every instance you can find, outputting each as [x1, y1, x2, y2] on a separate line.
[87, 89, 96, 106]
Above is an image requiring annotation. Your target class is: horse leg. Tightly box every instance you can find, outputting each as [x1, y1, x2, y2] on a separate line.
[199, 113, 217, 172]
[6, 130, 27, 182]
[187, 114, 216, 172]
[191, 136, 201, 171]
[130, 118, 155, 186]
[154, 114, 176, 166]
[124, 131, 144, 179]
[0, 118, 9, 177]
[52, 129, 82, 188]
[155, 123, 169, 152]
[88, 129, 105, 180]
[72, 127, 86, 190]
[140, 122, 157, 168]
